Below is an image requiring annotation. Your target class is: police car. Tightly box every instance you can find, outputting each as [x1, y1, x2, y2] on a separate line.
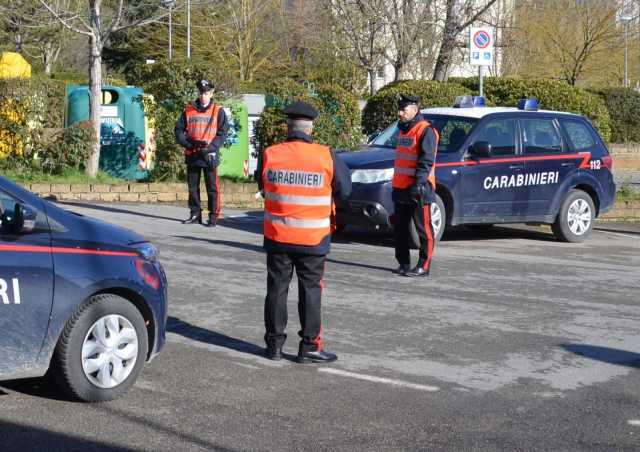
[0, 175, 167, 402]
[336, 96, 616, 243]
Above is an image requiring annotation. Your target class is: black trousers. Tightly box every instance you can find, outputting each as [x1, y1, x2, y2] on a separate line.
[394, 200, 435, 270]
[264, 252, 326, 352]
[186, 165, 220, 219]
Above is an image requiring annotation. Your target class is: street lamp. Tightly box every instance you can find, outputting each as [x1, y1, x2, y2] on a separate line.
[162, 0, 176, 61]
[621, 6, 634, 88]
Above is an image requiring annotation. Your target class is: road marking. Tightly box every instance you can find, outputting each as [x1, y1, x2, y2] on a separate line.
[319, 368, 440, 392]
[628, 419, 640, 427]
[595, 230, 638, 240]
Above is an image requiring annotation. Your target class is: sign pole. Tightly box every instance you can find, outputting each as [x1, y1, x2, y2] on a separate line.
[479, 65, 484, 97]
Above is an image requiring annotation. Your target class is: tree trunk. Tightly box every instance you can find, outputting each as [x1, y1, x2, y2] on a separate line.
[368, 68, 376, 95]
[432, 0, 459, 82]
[86, 0, 103, 178]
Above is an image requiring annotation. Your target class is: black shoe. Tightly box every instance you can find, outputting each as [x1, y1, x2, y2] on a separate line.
[393, 264, 411, 275]
[296, 349, 338, 363]
[205, 216, 217, 227]
[407, 266, 430, 277]
[265, 344, 283, 361]
[182, 213, 202, 224]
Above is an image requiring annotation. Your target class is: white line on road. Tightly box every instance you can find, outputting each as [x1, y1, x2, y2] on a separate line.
[319, 368, 440, 392]
[628, 419, 640, 427]
[595, 230, 638, 240]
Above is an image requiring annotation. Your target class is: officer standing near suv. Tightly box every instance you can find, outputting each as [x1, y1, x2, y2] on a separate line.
[258, 101, 351, 363]
[392, 94, 439, 277]
[175, 79, 229, 227]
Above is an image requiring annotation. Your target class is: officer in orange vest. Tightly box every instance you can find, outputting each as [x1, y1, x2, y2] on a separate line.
[392, 94, 439, 277]
[258, 101, 351, 363]
[174, 79, 229, 227]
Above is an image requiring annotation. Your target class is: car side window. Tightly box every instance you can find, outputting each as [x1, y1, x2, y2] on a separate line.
[561, 120, 596, 151]
[0, 189, 48, 234]
[521, 118, 562, 154]
[473, 119, 517, 156]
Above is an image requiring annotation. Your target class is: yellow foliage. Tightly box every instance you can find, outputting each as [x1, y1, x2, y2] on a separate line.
[0, 52, 31, 79]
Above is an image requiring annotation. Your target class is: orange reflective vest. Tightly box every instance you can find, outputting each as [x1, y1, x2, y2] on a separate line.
[262, 141, 334, 246]
[392, 120, 439, 190]
[184, 103, 221, 156]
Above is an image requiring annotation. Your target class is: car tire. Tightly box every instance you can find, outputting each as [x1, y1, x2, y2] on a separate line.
[409, 193, 446, 248]
[50, 293, 148, 402]
[551, 189, 595, 243]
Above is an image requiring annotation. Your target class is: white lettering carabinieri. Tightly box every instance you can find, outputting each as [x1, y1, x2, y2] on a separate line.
[483, 171, 559, 190]
[267, 169, 324, 188]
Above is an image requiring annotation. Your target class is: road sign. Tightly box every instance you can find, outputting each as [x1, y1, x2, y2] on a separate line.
[469, 27, 494, 66]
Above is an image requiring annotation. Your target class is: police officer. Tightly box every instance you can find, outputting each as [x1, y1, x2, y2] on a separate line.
[175, 79, 229, 227]
[258, 101, 351, 362]
[392, 94, 439, 277]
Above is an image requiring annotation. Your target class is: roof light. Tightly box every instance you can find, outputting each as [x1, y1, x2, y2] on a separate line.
[473, 96, 486, 107]
[453, 95, 474, 108]
[518, 97, 539, 111]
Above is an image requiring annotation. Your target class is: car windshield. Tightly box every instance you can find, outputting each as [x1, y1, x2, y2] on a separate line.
[370, 115, 478, 153]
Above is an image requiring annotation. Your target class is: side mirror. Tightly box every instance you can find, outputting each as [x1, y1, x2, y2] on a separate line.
[468, 141, 492, 158]
[1, 203, 36, 234]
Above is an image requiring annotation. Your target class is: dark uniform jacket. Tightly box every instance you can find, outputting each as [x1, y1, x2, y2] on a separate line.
[257, 131, 352, 255]
[174, 99, 229, 168]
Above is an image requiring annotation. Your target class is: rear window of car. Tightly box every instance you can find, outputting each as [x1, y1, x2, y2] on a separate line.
[370, 115, 478, 153]
[560, 119, 596, 151]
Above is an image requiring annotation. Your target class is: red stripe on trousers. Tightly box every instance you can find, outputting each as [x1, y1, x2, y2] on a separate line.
[422, 205, 434, 270]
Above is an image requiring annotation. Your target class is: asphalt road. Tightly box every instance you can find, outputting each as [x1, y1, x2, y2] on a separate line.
[1, 202, 639, 451]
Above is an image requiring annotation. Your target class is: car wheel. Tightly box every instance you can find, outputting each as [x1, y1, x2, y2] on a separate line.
[551, 189, 595, 243]
[51, 293, 148, 402]
[409, 193, 446, 247]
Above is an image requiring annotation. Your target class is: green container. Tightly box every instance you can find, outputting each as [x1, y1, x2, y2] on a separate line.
[218, 101, 249, 178]
[66, 85, 148, 180]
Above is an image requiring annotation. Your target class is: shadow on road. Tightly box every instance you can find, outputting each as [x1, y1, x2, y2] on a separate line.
[0, 419, 135, 451]
[173, 235, 265, 253]
[167, 316, 265, 358]
[594, 226, 640, 236]
[561, 344, 640, 368]
[55, 201, 183, 223]
[0, 377, 75, 402]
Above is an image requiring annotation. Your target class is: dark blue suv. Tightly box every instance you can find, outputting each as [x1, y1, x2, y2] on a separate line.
[0, 175, 168, 401]
[337, 99, 616, 243]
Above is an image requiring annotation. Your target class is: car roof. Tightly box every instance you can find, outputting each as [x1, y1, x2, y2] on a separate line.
[421, 107, 581, 119]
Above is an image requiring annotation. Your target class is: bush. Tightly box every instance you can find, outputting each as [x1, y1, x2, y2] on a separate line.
[253, 78, 363, 157]
[361, 80, 470, 135]
[40, 121, 96, 174]
[589, 87, 640, 143]
[450, 77, 612, 142]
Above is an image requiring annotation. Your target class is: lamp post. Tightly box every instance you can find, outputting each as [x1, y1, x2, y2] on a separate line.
[621, 7, 634, 88]
[162, 0, 176, 61]
[187, 0, 191, 59]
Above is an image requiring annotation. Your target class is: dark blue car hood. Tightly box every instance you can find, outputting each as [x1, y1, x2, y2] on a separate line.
[0, 175, 145, 247]
[337, 146, 395, 169]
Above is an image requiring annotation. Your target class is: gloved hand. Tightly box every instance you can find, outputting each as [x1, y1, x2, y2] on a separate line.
[187, 136, 208, 148]
[409, 183, 430, 205]
[204, 150, 219, 168]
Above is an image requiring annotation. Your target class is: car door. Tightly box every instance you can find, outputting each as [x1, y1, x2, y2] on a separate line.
[520, 117, 575, 215]
[0, 189, 54, 374]
[459, 117, 524, 219]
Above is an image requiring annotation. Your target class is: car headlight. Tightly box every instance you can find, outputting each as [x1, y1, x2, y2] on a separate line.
[351, 168, 394, 184]
[134, 242, 159, 263]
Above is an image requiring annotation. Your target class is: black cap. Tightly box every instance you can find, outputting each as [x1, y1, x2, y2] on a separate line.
[283, 101, 318, 120]
[196, 79, 213, 93]
[397, 94, 420, 109]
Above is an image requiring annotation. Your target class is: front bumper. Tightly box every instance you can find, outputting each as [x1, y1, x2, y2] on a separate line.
[336, 181, 394, 230]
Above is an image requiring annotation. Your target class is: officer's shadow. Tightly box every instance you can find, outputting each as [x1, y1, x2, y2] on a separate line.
[167, 316, 297, 361]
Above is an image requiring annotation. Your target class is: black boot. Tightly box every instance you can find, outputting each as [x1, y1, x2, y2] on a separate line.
[265, 343, 283, 361]
[205, 215, 217, 227]
[182, 212, 202, 224]
[297, 343, 337, 363]
[407, 265, 430, 277]
[393, 264, 411, 275]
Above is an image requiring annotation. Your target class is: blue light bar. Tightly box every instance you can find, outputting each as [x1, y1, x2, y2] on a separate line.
[518, 97, 539, 111]
[453, 95, 474, 108]
[473, 96, 486, 107]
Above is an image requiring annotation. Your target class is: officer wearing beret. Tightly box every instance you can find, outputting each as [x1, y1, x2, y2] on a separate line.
[175, 79, 229, 227]
[257, 101, 351, 362]
[392, 94, 439, 277]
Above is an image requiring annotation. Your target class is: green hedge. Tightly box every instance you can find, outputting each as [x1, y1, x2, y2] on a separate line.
[254, 78, 363, 156]
[362, 80, 470, 135]
[40, 121, 96, 174]
[589, 87, 640, 143]
[450, 77, 612, 142]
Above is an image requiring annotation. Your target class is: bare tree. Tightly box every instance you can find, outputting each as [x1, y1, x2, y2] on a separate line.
[432, 0, 497, 81]
[30, 0, 188, 177]
[381, 0, 435, 81]
[331, 0, 390, 95]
